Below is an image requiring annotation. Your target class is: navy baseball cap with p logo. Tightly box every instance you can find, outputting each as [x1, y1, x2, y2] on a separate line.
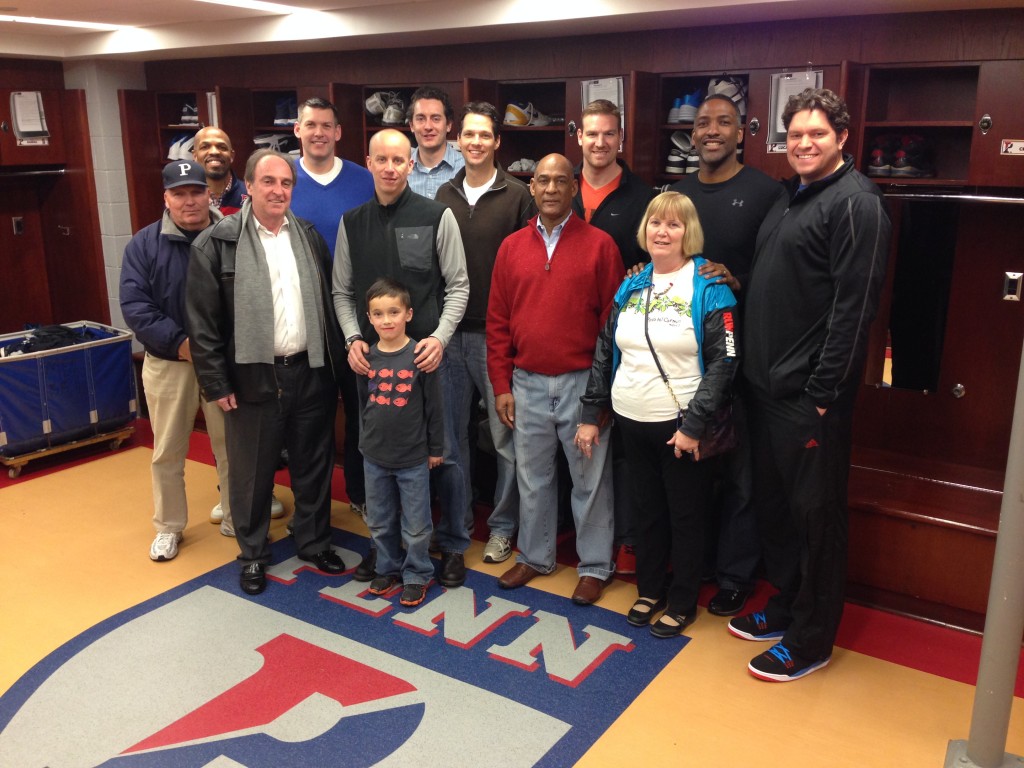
[162, 160, 207, 189]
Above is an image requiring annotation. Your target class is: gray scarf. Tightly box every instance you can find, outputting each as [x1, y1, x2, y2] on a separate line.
[232, 199, 325, 368]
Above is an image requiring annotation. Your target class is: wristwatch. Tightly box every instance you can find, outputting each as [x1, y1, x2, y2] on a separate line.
[345, 334, 363, 351]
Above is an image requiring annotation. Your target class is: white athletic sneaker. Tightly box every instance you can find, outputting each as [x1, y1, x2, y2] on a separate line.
[482, 535, 513, 564]
[150, 531, 182, 561]
[270, 493, 285, 519]
[210, 502, 224, 524]
[381, 97, 406, 126]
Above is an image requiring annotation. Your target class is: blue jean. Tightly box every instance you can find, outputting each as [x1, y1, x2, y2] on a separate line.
[447, 330, 519, 538]
[431, 354, 470, 554]
[511, 368, 614, 580]
[364, 458, 434, 585]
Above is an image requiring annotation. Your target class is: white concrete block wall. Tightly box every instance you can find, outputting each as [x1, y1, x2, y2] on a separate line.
[63, 60, 145, 344]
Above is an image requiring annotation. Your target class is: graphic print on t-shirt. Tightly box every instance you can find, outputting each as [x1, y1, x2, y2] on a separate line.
[367, 365, 416, 408]
[624, 283, 692, 327]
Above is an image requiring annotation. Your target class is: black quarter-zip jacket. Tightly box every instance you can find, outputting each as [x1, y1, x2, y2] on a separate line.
[744, 156, 892, 408]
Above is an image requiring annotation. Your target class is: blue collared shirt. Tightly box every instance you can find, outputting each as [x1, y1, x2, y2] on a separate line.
[536, 212, 572, 263]
[408, 143, 465, 199]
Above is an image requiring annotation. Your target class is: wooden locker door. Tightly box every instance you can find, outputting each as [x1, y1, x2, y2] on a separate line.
[0, 181, 53, 333]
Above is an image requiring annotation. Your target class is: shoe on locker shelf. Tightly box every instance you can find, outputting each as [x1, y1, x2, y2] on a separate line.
[365, 90, 398, 116]
[665, 149, 687, 175]
[381, 95, 407, 126]
[677, 89, 704, 122]
[667, 98, 684, 124]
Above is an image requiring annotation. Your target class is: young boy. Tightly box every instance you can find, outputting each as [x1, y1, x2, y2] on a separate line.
[357, 278, 444, 607]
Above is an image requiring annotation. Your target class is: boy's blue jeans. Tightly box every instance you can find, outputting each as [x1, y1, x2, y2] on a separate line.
[364, 458, 434, 585]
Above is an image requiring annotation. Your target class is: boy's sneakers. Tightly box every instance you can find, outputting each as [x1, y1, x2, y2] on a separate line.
[748, 643, 831, 682]
[727, 611, 787, 641]
[400, 583, 428, 607]
[150, 531, 182, 561]
[368, 574, 399, 595]
[483, 535, 513, 563]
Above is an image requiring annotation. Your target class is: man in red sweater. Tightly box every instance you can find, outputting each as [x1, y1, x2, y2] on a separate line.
[486, 154, 622, 606]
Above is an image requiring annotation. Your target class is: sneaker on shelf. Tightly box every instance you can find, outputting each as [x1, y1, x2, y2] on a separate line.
[210, 502, 224, 524]
[270, 493, 285, 519]
[748, 643, 831, 682]
[503, 101, 551, 127]
[150, 531, 182, 562]
[253, 133, 291, 152]
[670, 130, 693, 153]
[482, 535, 513, 564]
[180, 102, 199, 126]
[678, 88, 704, 123]
[273, 96, 297, 126]
[665, 149, 687, 175]
[381, 96, 406, 126]
[891, 134, 934, 178]
[667, 97, 684, 124]
[685, 149, 700, 174]
[177, 136, 195, 160]
[365, 90, 398, 116]
[614, 543, 637, 575]
[166, 134, 186, 161]
[707, 75, 747, 121]
[867, 148, 892, 177]
[728, 611, 788, 642]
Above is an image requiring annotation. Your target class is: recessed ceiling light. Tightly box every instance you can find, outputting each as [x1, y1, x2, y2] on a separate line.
[0, 14, 126, 31]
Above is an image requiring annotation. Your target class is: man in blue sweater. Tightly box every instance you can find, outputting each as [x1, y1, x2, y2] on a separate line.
[290, 97, 375, 527]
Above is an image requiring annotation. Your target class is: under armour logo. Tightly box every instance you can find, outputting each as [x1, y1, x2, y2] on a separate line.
[732, 199, 744, 207]
[177, 162, 192, 176]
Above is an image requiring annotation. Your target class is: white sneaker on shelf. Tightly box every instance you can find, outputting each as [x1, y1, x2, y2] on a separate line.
[482, 535, 513, 564]
[150, 531, 182, 562]
[270, 493, 285, 519]
[210, 502, 224, 524]
[381, 97, 406, 126]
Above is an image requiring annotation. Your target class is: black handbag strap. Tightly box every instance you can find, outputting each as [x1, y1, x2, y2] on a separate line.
[642, 285, 686, 415]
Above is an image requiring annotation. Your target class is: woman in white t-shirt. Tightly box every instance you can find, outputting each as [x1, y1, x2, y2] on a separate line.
[576, 191, 739, 638]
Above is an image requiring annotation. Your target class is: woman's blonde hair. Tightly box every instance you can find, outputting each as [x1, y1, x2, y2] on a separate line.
[636, 191, 704, 257]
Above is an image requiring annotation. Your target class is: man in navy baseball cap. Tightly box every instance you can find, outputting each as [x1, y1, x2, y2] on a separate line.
[120, 160, 232, 562]
[162, 159, 207, 189]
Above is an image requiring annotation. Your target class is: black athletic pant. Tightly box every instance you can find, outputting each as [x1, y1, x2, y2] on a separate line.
[748, 393, 853, 661]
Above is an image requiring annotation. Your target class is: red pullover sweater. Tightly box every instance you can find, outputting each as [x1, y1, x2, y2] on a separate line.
[486, 213, 622, 396]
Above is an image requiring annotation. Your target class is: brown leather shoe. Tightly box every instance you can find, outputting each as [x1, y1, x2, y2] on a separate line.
[498, 562, 542, 589]
[571, 575, 608, 606]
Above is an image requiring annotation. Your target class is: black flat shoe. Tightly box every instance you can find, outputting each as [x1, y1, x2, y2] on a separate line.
[627, 596, 667, 627]
[300, 549, 346, 574]
[240, 562, 266, 595]
[650, 610, 696, 638]
[708, 587, 751, 617]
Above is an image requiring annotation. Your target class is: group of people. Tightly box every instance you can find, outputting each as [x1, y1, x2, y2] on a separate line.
[119, 83, 891, 683]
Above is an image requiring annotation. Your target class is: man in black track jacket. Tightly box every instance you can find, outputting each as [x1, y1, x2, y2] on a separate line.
[730, 88, 892, 683]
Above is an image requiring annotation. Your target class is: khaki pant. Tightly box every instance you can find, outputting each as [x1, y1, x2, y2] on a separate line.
[142, 353, 231, 534]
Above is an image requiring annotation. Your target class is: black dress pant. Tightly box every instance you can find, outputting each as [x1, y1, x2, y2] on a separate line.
[748, 392, 854, 661]
[618, 414, 711, 616]
[226, 358, 337, 564]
